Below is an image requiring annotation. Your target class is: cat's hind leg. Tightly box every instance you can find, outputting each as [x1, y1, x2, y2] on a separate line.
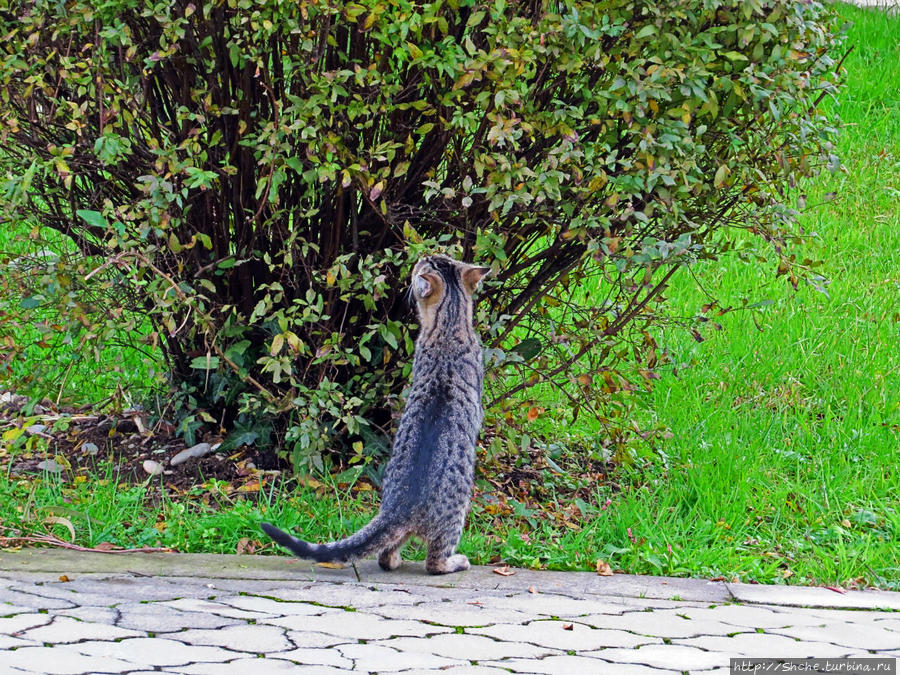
[377, 532, 410, 571]
[425, 522, 469, 575]
[378, 547, 402, 571]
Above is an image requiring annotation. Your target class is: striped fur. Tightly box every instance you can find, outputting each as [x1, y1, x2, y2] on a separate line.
[261, 254, 490, 574]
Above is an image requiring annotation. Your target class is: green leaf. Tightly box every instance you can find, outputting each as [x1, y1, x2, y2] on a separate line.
[510, 337, 542, 361]
[19, 296, 42, 309]
[75, 210, 107, 228]
[189, 356, 220, 370]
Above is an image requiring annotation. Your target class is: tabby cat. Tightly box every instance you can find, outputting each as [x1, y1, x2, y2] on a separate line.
[261, 254, 490, 574]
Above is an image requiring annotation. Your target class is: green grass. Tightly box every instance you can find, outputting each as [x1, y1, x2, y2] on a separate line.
[2, 3, 897, 588]
[0, 219, 160, 407]
[566, 3, 900, 586]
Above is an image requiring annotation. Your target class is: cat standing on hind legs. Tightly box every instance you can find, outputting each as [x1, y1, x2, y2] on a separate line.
[261, 254, 490, 574]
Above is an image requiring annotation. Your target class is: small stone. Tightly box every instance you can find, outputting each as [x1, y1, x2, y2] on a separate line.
[81, 442, 99, 455]
[170, 442, 212, 466]
[143, 460, 164, 476]
[26, 424, 47, 436]
[36, 459, 63, 473]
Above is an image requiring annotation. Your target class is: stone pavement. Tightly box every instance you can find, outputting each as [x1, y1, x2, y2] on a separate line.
[0, 550, 897, 674]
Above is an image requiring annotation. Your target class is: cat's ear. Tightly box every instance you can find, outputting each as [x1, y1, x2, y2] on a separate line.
[462, 265, 491, 291]
[414, 272, 439, 298]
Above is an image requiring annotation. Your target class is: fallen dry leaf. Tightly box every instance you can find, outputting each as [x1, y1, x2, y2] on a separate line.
[562, 623, 574, 631]
[493, 565, 516, 576]
[93, 542, 120, 552]
[44, 516, 76, 542]
[316, 562, 346, 569]
[58, 575, 70, 583]
[595, 559, 613, 576]
[235, 537, 258, 555]
[528, 586, 537, 594]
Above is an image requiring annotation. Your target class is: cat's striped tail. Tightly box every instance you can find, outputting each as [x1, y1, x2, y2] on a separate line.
[260, 514, 395, 564]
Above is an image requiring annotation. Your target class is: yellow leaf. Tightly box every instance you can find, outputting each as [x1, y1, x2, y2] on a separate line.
[714, 164, 730, 188]
[316, 561, 346, 569]
[406, 41, 423, 60]
[44, 516, 76, 542]
[270, 334, 284, 356]
[595, 559, 614, 576]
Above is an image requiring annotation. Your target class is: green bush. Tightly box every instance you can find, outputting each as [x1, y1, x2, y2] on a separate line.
[0, 0, 841, 469]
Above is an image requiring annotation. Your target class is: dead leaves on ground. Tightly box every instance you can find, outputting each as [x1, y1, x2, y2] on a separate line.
[595, 559, 614, 576]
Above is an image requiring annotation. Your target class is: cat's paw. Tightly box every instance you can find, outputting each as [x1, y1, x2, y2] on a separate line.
[426, 554, 470, 575]
[378, 549, 402, 571]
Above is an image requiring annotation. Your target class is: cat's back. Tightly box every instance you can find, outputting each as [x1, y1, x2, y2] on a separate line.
[382, 337, 483, 508]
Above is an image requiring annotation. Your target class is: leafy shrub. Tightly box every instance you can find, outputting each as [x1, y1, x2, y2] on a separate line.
[0, 0, 841, 469]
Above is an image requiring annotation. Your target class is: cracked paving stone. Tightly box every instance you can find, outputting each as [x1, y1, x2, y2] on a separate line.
[57, 605, 119, 624]
[0, 602, 33, 616]
[770, 623, 900, 652]
[0, 612, 53, 634]
[755, 605, 900, 624]
[0, 634, 40, 649]
[472, 619, 663, 650]
[484, 592, 635, 618]
[336, 642, 467, 671]
[671, 632, 855, 659]
[115, 602, 245, 632]
[377, 632, 559, 661]
[586, 643, 726, 671]
[180, 659, 348, 674]
[263, 610, 452, 640]
[0, 588, 76, 610]
[577, 610, 744, 639]
[175, 624, 294, 652]
[269, 646, 354, 668]
[69, 637, 237, 666]
[406, 667, 520, 675]
[51, 576, 212, 603]
[638, 605, 804, 630]
[158, 597, 274, 619]
[372, 601, 532, 627]
[13, 583, 131, 608]
[1, 645, 140, 674]
[21, 615, 144, 643]
[266, 583, 435, 609]
[286, 630, 354, 648]
[875, 618, 900, 632]
[215, 594, 324, 616]
[483, 653, 679, 674]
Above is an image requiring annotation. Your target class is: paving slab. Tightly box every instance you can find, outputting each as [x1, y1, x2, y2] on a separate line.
[470, 619, 663, 650]
[0, 549, 897, 674]
[673, 631, 857, 658]
[727, 580, 900, 610]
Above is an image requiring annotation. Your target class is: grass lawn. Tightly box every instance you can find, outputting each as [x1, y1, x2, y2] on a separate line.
[1, 3, 897, 588]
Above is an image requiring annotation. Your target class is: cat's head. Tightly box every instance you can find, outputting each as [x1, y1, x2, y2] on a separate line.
[410, 254, 490, 334]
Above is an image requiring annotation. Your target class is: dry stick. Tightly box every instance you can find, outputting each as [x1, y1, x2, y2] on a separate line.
[0, 534, 173, 554]
[129, 252, 278, 404]
[487, 263, 680, 409]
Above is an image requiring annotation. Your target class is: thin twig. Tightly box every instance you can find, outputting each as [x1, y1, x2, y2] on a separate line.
[0, 534, 174, 554]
